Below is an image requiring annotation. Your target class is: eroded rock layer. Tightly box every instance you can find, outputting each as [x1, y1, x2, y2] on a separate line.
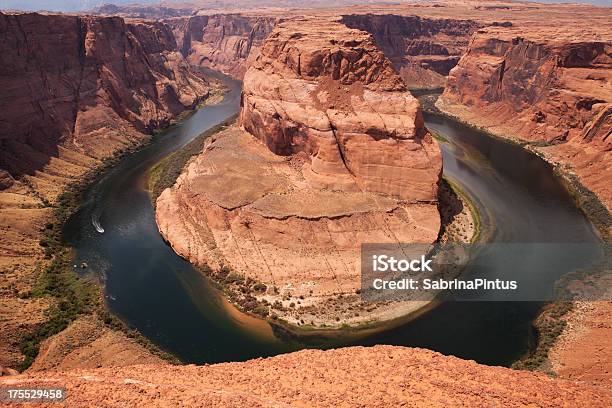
[241, 18, 442, 202]
[0, 12, 214, 369]
[2, 345, 611, 407]
[0, 12, 212, 200]
[340, 14, 482, 89]
[166, 14, 276, 78]
[439, 25, 612, 211]
[157, 18, 442, 326]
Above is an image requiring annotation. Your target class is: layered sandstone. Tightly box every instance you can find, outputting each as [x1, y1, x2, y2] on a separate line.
[340, 14, 482, 89]
[157, 18, 442, 326]
[240, 18, 441, 201]
[166, 14, 276, 78]
[438, 25, 612, 212]
[2, 345, 611, 407]
[0, 12, 215, 369]
[0, 12, 212, 201]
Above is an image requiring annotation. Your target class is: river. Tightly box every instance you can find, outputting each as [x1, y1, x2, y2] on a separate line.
[63, 73, 600, 367]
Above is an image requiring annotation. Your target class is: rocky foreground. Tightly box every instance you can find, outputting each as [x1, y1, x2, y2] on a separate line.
[156, 17, 443, 326]
[2, 345, 610, 407]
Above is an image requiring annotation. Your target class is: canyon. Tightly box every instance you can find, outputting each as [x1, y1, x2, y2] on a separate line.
[340, 14, 482, 89]
[438, 24, 612, 218]
[165, 14, 276, 78]
[0, 11, 218, 370]
[0, 1, 610, 405]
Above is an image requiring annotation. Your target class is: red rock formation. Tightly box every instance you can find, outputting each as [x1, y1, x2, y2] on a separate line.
[0, 12, 214, 369]
[439, 25, 612, 211]
[240, 17, 442, 201]
[166, 14, 276, 78]
[157, 18, 442, 326]
[0, 12, 211, 201]
[340, 14, 482, 89]
[94, 4, 195, 19]
[2, 345, 611, 407]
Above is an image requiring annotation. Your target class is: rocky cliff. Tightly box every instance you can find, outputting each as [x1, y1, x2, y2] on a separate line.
[0, 12, 214, 370]
[0, 12, 212, 200]
[2, 345, 610, 407]
[438, 25, 612, 212]
[156, 17, 442, 327]
[340, 14, 482, 89]
[166, 14, 276, 78]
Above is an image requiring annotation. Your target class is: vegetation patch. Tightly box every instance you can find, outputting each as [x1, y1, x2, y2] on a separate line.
[19, 250, 98, 370]
[557, 171, 611, 242]
[430, 129, 449, 144]
[148, 114, 238, 202]
[438, 178, 481, 244]
[512, 301, 573, 372]
[199, 264, 273, 319]
[17, 124, 189, 371]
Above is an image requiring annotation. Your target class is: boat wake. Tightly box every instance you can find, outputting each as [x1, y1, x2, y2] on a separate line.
[92, 215, 105, 234]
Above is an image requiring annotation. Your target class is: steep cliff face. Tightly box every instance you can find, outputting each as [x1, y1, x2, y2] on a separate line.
[241, 18, 441, 201]
[166, 14, 276, 78]
[439, 26, 612, 211]
[340, 14, 482, 89]
[157, 18, 442, 326]
[0, 12, 211, 199]
[0, 12, 213, 370]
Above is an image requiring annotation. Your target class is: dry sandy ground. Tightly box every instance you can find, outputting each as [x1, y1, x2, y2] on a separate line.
[549, 301, 612, 389]
[1, 345, 611, 407]
[27, 316, 164, 373]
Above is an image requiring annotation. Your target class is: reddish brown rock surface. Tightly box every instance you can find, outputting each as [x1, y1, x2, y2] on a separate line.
[2, 345, 611, 407]
[27, 316, 165, 373]
[0, 12, 212, 201]
[438, 25, 612, 212]
[549, 301, 612, 389]
[0, 12, 215, 369]
[340, 14, 481, 89]
[241, 18, 441, 201]
[157, 18, 442, 326]
[166, 14, 276, 78]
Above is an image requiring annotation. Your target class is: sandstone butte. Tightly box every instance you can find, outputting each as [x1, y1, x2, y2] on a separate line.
[1, 345, 611, 407]
[156, 17, 443, 327]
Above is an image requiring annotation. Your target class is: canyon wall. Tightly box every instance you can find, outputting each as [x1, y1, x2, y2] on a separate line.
[156, 17, 442, 327]
[95, 4, 196, 19]
[0, 12, 212, 200]
[341, 14, 482, 89]
[439, 26, 612, 212]
[0, 12, 214, 370]
[166, 14, 276, 78]
[166, 12, 480, 87]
